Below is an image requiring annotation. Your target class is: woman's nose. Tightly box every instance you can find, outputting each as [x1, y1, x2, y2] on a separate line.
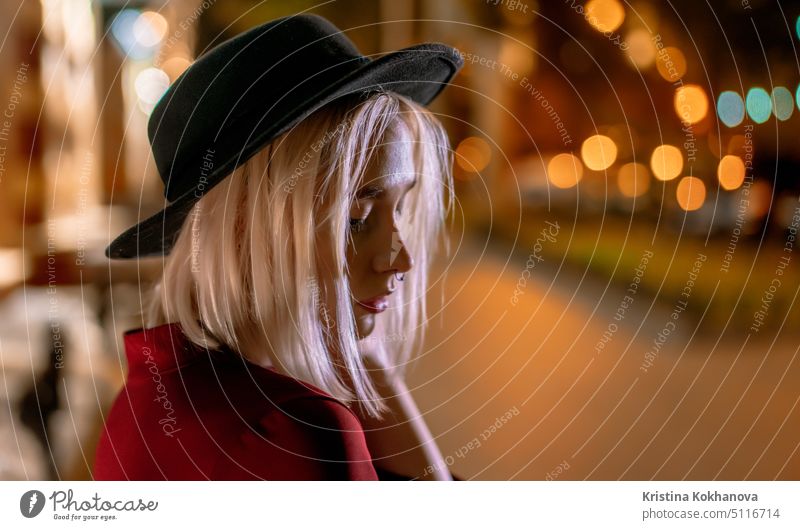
[375, 225, 414, 274]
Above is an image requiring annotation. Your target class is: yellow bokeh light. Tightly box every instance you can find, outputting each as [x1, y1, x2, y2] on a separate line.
[655, 46, 686, 81]
[585, 0, 625, 32]
[617, 162, 651, 197]
[547, 153, 584, 189]
[650, 144, 683, 181]
[625, 28, 656, 68]
[717, 155, 746, 191]
[455, 137, 492, 173]
[676, 176, 705, 211]
[674, 84, 709, 124]
[581, 135, 618, 171]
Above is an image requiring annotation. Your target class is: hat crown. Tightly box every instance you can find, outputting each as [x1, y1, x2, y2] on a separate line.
[148, 14, 368, 202]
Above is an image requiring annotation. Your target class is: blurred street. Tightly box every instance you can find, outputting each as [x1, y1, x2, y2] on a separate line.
[409, 235, 800, 480]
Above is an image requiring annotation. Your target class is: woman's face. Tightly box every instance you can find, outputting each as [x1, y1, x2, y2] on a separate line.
[328, 119, 416, 340]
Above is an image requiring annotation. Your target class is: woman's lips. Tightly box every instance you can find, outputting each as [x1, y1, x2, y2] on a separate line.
[356, 295, 389, 313]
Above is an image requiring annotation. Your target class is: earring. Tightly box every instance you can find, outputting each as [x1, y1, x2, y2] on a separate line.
[394, 272, 405, 282]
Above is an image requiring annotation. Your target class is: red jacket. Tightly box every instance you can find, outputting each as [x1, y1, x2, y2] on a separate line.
[93, 322, 378, 480]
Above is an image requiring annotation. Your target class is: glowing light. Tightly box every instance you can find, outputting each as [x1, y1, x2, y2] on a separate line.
[676, 176, 705, 211]
[746, 87, 772, 124]
[584, 0, 625, 33]
[581, 135, 618, 171]
[133, 11, 168, 47]
[625, 28, 656, 68]
[135, 67, 170, 114]
[547, 153, 584, 189]
[655, 46, 686, 81]
[717, 91, 745, 128]
[499, 40, 535, 76]
[0, 248, 27, 288]
[650, 144, 683, 181]
[797, 83, 800, 110]
[771, 86, 794, 121]
[161, 56, 192, 81]
[109, 9, 161, 60]
[674, 84, 709, 124]
[748, 180, 772, 218]
[617, 162, 650, 197]
[717, 155, 746, 191]
[796, 15, 800, 40]
[455, 137, 492, 173]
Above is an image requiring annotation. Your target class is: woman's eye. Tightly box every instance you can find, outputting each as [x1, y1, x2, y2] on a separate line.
[349, 217, 367, 233]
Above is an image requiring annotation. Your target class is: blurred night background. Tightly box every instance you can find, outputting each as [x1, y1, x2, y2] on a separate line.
[0, 0, 798, 480]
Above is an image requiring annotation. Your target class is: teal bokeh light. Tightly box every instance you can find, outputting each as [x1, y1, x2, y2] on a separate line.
[717, 91, 745, 127]
[796, 83, 800, 111]
[746, 87, 772, 124]
[771, 86, 794, 121]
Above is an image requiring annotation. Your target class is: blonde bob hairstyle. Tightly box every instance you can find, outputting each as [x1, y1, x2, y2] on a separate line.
[144, 91, 454, 419]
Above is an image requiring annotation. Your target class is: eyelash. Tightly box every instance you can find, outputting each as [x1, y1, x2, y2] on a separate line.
[349, 205, 404, 234]
[349, 217, 367, 233]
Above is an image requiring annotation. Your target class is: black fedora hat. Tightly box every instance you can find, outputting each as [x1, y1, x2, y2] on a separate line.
[106, 13, 463, 259]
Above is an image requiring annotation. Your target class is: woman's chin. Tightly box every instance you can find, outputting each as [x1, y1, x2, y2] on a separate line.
[354, 312, 375, 339]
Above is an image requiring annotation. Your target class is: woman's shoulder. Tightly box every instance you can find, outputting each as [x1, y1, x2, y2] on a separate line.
[209, 393, 378, 480]
[96, 322, 378, 479]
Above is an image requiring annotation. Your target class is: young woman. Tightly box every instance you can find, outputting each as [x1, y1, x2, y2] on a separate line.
[93, 14, 462, 480]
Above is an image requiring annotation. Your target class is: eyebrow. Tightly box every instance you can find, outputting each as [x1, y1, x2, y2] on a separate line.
[356, 176, 418, 200]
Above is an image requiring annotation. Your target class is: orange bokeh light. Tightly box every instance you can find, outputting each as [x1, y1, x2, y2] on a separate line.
[717, 155, 746, 191]
[581, 135, 618, 171]
[650, 144, 683, 181]
[547, 153, 584, 189]
[455, 137, 492, 173]
[617, 162, 651, 197]
[656, 46, 687, 81]
[676, 176, 706, 211]
[674, 84, 709, 124]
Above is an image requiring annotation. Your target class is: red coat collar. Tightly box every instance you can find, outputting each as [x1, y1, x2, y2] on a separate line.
[122, 322, 224, 374]
[121, 322, 337, 402]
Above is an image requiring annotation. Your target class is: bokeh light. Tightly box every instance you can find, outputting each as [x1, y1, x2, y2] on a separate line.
[674, 84, 709, 124]
[746, 87, 772, 124]
[676, 176, 706, 211]
[796, 83, 800, 110]
[133, 11, 168, 48]
[109, 9, 163, 60]
[134, 67, 170, 115]
[585, 0, 625, 32]
[655, 46, 686, 81]
[717, 91, 745, 128]
[625, 28, 656, 68]
[581, 135, 618, 171]
[547, 153, 584, 189]
[650, 144, 683, 181]
[455, 136, 492, 173]
[617, 162, 651, 197]
[771, 86, 794, 121]
[717, 155, 746, 190]
[161, 56, 193, 81]
[748, 180, 772, 219]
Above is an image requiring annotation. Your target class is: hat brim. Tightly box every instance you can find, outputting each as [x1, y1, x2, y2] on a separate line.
[105, 43, 462, 259]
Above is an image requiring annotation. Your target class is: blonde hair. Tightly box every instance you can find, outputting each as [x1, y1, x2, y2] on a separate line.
[144, 91, 454, 419]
